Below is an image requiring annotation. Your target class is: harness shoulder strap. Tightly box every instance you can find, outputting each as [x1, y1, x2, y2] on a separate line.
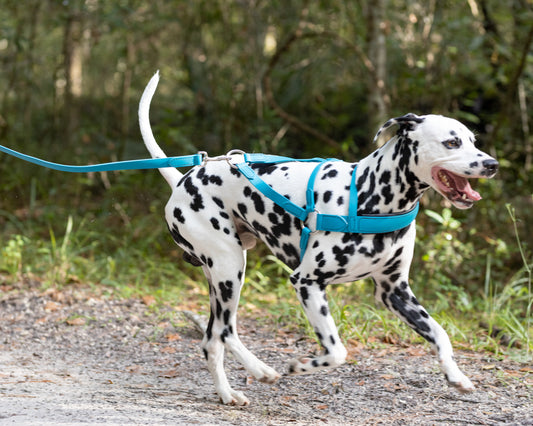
[235, 162, 308, 221]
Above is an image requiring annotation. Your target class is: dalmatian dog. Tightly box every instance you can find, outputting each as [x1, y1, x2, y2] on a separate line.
[139, 73, 498, 405]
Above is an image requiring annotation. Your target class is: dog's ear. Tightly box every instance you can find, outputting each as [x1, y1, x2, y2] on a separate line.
[373, 113, 425, 146]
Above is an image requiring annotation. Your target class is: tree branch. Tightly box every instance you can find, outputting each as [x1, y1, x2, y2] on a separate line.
[262, 29, 340, 149]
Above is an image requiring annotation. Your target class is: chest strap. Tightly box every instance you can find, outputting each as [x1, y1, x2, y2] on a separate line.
[235, 159, 419, 261]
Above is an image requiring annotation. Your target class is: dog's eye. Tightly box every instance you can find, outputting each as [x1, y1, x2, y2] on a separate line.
[442, 137, 462, 149]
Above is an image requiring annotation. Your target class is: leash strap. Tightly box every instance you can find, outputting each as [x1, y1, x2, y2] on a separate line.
[0, 144, 203, 172]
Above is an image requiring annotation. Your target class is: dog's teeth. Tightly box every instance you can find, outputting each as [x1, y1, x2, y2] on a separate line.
[439, 171, 452, 188]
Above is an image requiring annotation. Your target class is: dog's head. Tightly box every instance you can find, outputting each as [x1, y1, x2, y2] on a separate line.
[374, 113, 499, 209]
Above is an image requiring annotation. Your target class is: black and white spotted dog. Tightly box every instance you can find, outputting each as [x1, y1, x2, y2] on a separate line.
[139, 73, 498, 405]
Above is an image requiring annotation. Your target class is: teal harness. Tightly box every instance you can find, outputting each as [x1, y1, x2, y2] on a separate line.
[0, 145, 419, 260]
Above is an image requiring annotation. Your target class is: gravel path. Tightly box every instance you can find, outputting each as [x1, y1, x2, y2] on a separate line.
[1, 284, 531, 425]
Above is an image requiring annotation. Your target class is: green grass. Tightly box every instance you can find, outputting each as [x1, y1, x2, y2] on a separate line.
[0, 201, 531, 362]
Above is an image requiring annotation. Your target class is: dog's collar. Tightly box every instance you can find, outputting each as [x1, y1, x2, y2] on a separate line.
[0, 145, 419, 261]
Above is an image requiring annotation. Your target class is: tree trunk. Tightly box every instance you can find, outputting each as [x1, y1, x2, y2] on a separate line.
[63, 9, 84, 145]
[366, 0, 390, 139]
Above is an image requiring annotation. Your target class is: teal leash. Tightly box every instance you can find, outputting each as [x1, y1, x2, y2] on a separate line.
[0, 144, 203, 172]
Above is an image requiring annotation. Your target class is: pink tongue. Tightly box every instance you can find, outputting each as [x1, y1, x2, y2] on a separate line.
[455, 177, 482, 201]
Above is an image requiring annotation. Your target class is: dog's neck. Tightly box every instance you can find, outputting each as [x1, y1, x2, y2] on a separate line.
[355, 136, 430, 215]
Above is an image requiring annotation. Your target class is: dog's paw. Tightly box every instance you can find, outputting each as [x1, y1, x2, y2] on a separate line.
[447, 375, 475, 393]
[287, 356, 317, 375]
[444, 370, 475, 393]
[288, 350, 346, 375]
[257, 368, 281, 384]
[220, 389, 250, 406]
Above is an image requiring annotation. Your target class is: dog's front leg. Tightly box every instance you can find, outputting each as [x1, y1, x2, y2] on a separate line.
[373, 274, 475, 393]
[287, 272, 348, 374]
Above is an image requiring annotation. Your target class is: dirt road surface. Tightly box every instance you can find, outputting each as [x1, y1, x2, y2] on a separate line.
[1, 284, 531, 425]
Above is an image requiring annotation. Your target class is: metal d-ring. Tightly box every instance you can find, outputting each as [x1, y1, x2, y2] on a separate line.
[300, 208, 320, 233]
[225, 149, 246, 169]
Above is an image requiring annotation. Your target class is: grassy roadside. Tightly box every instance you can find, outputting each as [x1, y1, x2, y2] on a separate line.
[1, 199, 531, 363]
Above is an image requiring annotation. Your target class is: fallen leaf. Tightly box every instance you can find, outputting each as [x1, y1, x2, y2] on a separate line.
[405, 347, 426, 357]
[316, 404, 328, 410]
[482, 364, 496, 371]
[66, 317, 86, 326]
[519, 367, 533, 374]
[44, 301, 61, 312]
[504, 369, 524, 377]
[380, 374, 396, 380]
[160, 346, 176, 354]
[142, 295, 156, 306]
[165, 333, 181, 342]
[347, 339, 364, 356]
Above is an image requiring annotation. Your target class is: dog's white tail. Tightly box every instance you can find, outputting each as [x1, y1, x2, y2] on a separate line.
[138, 71, 182, 188]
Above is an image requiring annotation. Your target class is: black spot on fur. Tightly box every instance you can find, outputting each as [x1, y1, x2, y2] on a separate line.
[321, 169, 338, 179]
[184, 177, 204, 211]
[379, 170, 391, 185]
[216, 299, 222, 319]
[168, 224, 194, 251]
[272, 213, 293, 238]
[212, 197, 224, 209]
[183, 252, 202, 266]
[251, 192, 265, 214]
[237, 203, 248, 217]
[197, 168, 223, 186]
[251, 163, 278, 176]
[300, 287, 309, 305]
[219, 281, 233, 302]
[381, 185, 394, 205]
[332, 245, 355, 267]
[173, 207, 186, 223]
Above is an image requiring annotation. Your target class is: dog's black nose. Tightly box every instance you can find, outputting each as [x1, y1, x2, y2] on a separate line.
[482, 159, 499, 175]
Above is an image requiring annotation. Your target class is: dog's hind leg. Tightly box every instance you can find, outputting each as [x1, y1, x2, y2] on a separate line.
[201, 248, 280, 405]
[287, 271, 348, 374]
[373, 273, 475, 393]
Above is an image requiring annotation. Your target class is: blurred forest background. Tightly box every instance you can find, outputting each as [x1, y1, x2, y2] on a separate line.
[0, 1, 531, 349]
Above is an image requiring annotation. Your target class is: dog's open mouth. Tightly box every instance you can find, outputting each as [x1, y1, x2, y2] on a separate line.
[431, 166, 481, 209]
